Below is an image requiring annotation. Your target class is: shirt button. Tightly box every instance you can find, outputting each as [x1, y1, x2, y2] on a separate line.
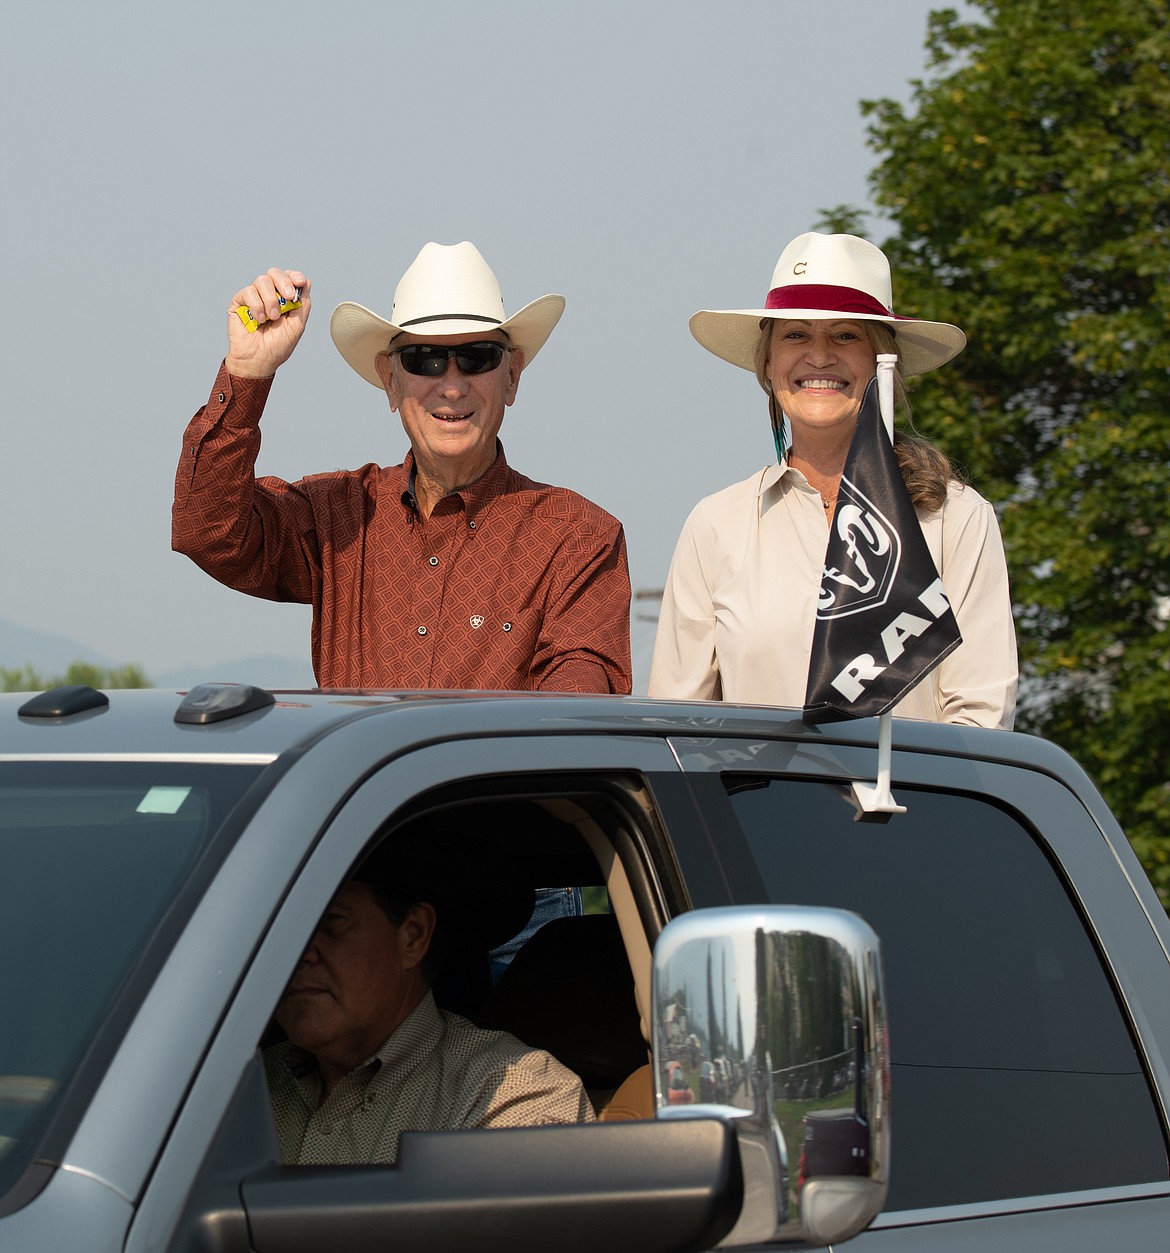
[468, 520, 477, 530]
[217, 392, 226, 403]
[428, 556, 439, 567]
[503, 622, 512, 632]
[417, 626, 427, 636]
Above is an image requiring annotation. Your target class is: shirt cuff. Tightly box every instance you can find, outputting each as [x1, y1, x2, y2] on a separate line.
[207, 360, 275, 429]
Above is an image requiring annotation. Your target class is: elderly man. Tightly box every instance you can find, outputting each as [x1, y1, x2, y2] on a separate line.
[173, 241, 631, 692]
[264, 851, 594, 1165]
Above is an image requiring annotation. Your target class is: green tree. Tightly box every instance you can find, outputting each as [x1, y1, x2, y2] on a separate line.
[855, 2, 1170, 899]
[1, 660, 151, 692]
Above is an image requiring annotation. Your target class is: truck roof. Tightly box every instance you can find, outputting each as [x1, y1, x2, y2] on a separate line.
[0, 682, 1082, 783]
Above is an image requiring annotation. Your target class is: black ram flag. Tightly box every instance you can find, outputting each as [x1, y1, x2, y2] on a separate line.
[803, 376, 961, 723]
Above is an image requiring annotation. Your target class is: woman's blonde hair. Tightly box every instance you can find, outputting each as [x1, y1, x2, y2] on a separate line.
[754, 318, 960, 512]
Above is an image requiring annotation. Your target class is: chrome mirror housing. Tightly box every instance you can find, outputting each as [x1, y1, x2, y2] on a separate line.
[652, 906, 889, 1247]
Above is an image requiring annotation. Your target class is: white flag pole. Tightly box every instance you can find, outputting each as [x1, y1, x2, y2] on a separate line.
[850, 354, 907, 822]
[876, 353, 897, 442]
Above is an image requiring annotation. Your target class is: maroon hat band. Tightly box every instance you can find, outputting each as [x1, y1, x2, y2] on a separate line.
[764, 283, 900, 319]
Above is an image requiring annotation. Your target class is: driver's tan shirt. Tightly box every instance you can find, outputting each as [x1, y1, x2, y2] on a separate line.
[648, 462, 1017, 728]
[264, 991, 594, 1165]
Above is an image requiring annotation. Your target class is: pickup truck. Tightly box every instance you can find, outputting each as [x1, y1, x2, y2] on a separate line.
[1, 682, 1167, 1251]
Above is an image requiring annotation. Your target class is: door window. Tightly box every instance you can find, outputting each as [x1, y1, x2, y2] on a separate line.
[724, 777, 1168, 1211]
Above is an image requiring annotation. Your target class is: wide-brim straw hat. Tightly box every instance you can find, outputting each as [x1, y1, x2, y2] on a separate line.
[330, 241, 565, 387]
[689, 232, 966, 378]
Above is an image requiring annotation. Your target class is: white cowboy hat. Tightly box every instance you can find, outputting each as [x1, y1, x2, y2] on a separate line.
[330, 241, 565, 387]
[689, 232, 966, 377]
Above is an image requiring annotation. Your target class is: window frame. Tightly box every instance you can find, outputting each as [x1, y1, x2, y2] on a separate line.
[667, 731, 1170, 1223]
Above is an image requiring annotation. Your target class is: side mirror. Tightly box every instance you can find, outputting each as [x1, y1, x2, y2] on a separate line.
[652, 906, 889, 1247]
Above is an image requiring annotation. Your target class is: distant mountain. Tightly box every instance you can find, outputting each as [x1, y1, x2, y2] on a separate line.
[154, 654, 316, 690]
[0, 618, 116, 674]
[0, 618, 314, 690]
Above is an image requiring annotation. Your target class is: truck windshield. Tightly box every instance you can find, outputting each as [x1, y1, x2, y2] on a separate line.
[0, 760, 266, 1202]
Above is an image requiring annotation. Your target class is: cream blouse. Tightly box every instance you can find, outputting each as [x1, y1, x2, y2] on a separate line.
[648, 462, 1018, 728]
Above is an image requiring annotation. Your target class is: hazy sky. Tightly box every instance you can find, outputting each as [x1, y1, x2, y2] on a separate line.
[2, 0, 965, 691]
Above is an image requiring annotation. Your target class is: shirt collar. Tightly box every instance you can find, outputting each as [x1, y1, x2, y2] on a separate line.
[369, 989, 444, 1072]
[398, 442, 511, 514]
[362, 990, 448, 1098]
[279, 989, 444, 1090]
[756, 460, 790, 498]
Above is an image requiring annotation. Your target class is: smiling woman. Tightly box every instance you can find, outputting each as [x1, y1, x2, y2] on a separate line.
[648, 231, 1018, 728]
[765, 318, 879, 505]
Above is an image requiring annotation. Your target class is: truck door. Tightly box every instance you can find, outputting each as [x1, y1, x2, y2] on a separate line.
[673, 732, 1170, 1250]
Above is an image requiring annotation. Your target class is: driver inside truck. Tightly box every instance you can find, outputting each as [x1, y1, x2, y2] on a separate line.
[263, 838, 595, 1164]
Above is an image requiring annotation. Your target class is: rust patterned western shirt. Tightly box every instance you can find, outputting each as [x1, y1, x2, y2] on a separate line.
[264, 991, 595, 1165]
[173, 364, 632, 692]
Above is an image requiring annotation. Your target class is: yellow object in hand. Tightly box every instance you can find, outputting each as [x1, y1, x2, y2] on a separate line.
[235, 289, 303, 333]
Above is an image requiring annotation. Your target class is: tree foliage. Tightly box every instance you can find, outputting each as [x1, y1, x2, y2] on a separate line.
[857, 2, 1170, 899]
[1, 661, 151, 692]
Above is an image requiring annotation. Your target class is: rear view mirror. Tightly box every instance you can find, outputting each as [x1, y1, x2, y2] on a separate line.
[652, 906, 889, 1247]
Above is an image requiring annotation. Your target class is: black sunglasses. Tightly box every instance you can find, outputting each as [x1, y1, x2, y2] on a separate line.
[391, 341, 509, 377]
